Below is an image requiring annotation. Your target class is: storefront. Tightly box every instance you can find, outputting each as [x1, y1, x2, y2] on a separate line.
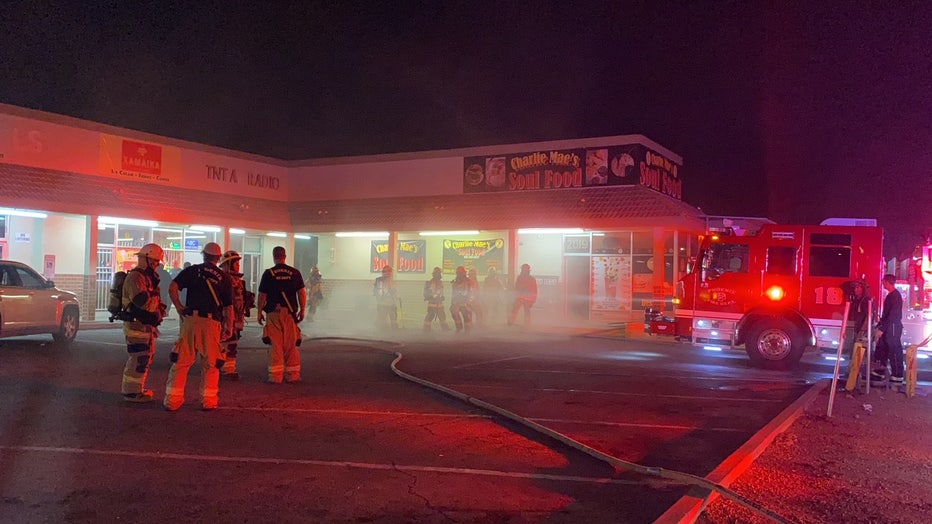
[1, 102, 704, 325]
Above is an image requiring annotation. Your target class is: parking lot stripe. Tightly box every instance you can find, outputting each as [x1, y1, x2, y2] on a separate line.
[215, 406, 746, 433]
[0, 445, 646, 485]
[440, 383, 785, 403]
[448, 356, 530, 369]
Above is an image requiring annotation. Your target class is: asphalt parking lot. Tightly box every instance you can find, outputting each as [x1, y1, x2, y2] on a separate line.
[1, 322, 928, 523]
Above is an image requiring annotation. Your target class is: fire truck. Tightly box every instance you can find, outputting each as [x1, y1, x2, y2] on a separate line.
[648, 222, 884, 369]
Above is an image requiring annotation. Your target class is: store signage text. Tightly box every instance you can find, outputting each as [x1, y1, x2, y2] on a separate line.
[206, 164, 281, 190]
[638, 150, 682, 200]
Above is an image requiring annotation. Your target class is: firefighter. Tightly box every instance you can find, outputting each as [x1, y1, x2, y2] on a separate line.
[483, 267, 505, 325]
[874, 274, 905, 385]
[305, 266, 323, 322]
[120, 243, 167, 403]
[374, 265, 399, 330]
[508, 263, 538, 328]
[423, 266, 450, 331]
[257, 246, 306, 384]
[840, 279, 871, 379]
[219, 250, 251, 381]
[450, 266, 473, 333]
[467, 267, 485, 326]
[164, 242, 234, 411]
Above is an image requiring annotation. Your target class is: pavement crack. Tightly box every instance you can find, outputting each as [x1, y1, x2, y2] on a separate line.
[392, 462, 454, 522]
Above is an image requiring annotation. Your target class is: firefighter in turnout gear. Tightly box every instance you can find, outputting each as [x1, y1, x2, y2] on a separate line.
[423, 267, 450, 331]
[257, 246, 306, 384]
[219, 250, 250, 381]
[121, 243, 167, 403]
[509, 263, 538, 328]
[374, 265, 399, 330]
[305, 266, 323, 322]
[467, 267, 485, 326]
[164, 242, 234, 411]
[450, 266, 473, 333]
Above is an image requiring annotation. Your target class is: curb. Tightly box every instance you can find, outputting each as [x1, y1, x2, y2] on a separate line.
[653, 378, 829, 524]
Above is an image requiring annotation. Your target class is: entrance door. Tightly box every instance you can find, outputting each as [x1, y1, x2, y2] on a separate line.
[565, 256, 591, 321]
[241, 254, 262, 296]
[96, 247, 114, 311]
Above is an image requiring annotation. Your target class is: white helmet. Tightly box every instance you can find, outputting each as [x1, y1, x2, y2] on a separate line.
[135, 243, 164, 262]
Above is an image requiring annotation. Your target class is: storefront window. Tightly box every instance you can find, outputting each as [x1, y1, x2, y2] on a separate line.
[98, 224, 115, 245]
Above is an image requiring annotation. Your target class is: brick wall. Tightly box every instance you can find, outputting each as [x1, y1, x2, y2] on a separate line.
[50, 273, 98, 322]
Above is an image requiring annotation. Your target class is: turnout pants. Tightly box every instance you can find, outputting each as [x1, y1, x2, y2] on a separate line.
[450, 303, 472, 332]
[509, 298, 534, 327]
[423, 302, 449, 331]
[164, 314, 223, 410]
[266, 309, 301, 383]
[221, 330, 241, 376]
[121, 322, 157, 395]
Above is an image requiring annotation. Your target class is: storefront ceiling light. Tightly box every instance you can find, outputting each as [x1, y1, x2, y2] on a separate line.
[229, 228, 246, 235]
[294, 234, 312, 240]
[266, 232, 287, 238]
[153, 227, 183, 233]
[335, 231, 390, 238]
[99, 216, 159, 227]
[167, 235, 205, 240]
[518, 228, 584, 234]
[0, 208, 49, 219]
[189, 224, 221, 232]
[418, 230, 480, 236]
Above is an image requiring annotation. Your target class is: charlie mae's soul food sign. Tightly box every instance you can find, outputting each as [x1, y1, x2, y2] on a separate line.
[462, 144, 682, 200]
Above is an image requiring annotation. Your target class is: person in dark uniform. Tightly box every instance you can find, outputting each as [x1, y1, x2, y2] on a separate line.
[874, 274, 905, 384]
[257, 246, 306, 384]
[163, 242, 234, 411]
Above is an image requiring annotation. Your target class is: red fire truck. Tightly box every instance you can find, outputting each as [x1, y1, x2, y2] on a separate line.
[649, 222, 884, 369]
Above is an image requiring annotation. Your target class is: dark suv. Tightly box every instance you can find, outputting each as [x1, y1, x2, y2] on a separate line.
[0, 260, 80, 345]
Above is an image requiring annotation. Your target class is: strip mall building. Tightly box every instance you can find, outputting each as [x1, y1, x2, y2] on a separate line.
[0, 103, 707, 325]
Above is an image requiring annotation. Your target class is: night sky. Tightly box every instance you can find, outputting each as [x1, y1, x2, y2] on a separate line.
[1, 2, 929, 256]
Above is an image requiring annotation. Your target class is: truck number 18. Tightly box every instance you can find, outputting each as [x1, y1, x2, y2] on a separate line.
[814, 286, 844, 305]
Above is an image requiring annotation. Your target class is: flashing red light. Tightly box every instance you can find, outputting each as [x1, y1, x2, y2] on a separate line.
[765, 285, 785, 301]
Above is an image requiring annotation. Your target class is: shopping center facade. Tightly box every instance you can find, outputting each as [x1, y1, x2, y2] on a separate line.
[0, 103, 706, 325]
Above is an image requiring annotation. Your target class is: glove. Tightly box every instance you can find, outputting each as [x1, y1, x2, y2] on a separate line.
[135, 308, 160, 327]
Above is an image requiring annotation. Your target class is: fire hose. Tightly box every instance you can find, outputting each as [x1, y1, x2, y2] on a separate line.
[307, 336, 793, 524]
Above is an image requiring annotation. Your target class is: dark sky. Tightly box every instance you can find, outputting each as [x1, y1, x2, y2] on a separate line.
[1, 1, 929, 256]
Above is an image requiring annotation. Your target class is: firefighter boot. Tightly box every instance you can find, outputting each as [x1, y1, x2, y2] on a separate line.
[222, 358, 239, 381]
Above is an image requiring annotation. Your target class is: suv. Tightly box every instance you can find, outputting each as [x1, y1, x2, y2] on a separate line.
[0, 260, 80, 345]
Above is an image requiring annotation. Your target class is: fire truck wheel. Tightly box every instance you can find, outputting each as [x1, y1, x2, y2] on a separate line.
[745, 319, 804, 370]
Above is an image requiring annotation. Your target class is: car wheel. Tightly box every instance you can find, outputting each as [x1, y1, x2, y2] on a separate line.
[53, 307, 80, 345]
[745, 318, 804, 370]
